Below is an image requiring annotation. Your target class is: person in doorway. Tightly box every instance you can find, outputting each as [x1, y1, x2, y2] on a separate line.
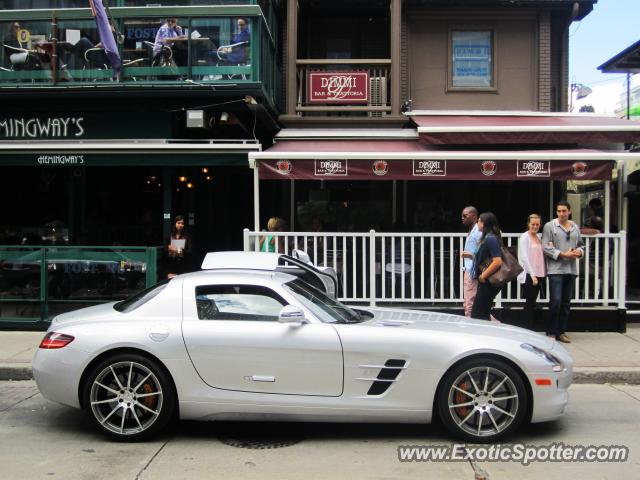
[166, 215, 191, 278]
[260, 217, 286, 253]
[460, 206, 481, 317]
[470, 212, 503, 321]
[518, 214, 546, 329]
[542, 201, 584, 343]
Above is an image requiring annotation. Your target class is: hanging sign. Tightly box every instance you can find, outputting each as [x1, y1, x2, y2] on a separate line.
[307, 71, 369, 104]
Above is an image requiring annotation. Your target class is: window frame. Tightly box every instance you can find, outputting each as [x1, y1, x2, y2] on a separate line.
[447, 26, 497, 92]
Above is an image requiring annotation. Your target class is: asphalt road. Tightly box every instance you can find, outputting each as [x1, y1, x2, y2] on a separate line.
[1, 381, 639, 480]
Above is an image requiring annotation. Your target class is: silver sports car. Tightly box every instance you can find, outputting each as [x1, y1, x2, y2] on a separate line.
[33, 251, 573, 443]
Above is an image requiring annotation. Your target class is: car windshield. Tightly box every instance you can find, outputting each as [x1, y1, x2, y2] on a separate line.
[284, 279, 363, 324]
[113, 279, 169, 313]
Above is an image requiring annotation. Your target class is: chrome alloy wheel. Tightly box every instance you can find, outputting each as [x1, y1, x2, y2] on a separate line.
[89, 361, 164, 436]
[447, 366, 519, 438]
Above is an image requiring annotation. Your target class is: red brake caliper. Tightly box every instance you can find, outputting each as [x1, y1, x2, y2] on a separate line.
[455, 381, 471, 418]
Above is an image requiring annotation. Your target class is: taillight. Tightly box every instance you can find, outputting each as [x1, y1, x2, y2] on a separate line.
[39, 332, 75, 349]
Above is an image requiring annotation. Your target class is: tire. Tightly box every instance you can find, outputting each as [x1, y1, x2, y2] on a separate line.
[82, 353, 176, 441]
[436, 357, 528, 443]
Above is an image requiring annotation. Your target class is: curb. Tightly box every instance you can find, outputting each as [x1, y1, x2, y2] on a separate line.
[572, 367, 640, 385]
[0, 364, 33, 381]
[2, 365, 640, 384]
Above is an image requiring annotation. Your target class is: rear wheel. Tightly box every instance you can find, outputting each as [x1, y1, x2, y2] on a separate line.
[437, 357, 528, 443]
[82, 353, 176, 441]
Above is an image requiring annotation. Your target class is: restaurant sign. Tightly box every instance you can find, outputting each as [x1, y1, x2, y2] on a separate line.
[307, 72, 369, 104]
[413, 160, 446, 176]
[517, 160, 550, 177]
[0, 117, 84, 139]
[314, 159, 347, 176]
[0, 112, 171, 139]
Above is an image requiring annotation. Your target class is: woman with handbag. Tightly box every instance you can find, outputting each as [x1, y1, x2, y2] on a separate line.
[517, 214, 546, 329]
[471, 212, 503, 320]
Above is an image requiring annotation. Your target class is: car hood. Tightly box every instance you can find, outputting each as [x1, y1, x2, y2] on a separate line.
[357, 307, 555, 350]
[49, 301, 120, 328]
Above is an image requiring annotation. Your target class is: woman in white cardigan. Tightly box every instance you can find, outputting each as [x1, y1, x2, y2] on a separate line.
[518, 214, 546, 329]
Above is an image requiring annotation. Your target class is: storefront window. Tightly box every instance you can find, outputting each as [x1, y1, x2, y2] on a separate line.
[450, 30, 493, 89]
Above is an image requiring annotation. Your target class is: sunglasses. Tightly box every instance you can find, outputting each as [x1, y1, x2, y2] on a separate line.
[565, 231, 571, 241]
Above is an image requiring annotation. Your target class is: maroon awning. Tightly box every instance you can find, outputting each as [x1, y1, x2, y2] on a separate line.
[253, 140, 617, 181]
[410, 114, 640, 145]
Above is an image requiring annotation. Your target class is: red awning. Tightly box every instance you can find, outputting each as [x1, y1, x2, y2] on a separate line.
[252, 139, 623, 181]
[410, 113, 640, 145]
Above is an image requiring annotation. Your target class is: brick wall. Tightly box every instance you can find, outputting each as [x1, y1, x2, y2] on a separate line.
[538, 10, 552, 111]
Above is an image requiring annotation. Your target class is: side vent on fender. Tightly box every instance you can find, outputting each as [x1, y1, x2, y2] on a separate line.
[365, 359, 407, 396]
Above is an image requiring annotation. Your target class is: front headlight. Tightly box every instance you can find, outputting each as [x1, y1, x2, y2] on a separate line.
[521, 343, 564, 372]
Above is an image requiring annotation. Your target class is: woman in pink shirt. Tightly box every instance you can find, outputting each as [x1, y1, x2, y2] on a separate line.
[518, 214, 546, 330]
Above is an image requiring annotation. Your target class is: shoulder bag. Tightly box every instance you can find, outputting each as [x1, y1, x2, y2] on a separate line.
[480, 245, 523, 288]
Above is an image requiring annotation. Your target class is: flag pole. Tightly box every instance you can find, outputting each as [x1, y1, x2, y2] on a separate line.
[50, 12, 58, 85]
[103, 0, 125, 44]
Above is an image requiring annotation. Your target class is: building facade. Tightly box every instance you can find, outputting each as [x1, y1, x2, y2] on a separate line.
[2, 0, 640, 328]
[0, 1, 282, 325]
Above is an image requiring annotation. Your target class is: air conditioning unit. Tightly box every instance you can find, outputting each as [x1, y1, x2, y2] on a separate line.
[368, 76, 388, 118]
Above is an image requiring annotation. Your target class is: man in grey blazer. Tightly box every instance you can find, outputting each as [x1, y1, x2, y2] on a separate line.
[542, 200, 584, 343]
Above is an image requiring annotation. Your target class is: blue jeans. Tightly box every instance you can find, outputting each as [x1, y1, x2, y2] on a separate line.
[547, 274, 575, 336]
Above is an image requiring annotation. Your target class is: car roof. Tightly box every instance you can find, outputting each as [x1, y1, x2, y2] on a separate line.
[179, 268, 295, 284]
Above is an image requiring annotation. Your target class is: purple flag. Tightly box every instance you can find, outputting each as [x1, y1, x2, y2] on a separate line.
[89, 0, 121, 77]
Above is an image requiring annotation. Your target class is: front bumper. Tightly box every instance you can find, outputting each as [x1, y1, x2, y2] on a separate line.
[529, 366, 573, 423]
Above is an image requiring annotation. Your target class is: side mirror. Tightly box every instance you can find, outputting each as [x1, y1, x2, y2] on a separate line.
[278, 305, 309, 325]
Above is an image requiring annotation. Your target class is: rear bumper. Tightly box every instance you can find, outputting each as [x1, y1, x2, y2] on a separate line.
[33, 347, 88, 409]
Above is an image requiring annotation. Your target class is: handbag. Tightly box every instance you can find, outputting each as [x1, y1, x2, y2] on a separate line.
[480, 245, 523, 288]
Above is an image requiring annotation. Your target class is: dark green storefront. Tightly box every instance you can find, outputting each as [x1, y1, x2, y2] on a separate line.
[0, 111, 261, 328]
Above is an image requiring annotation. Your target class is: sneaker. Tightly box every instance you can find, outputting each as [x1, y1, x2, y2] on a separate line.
[557, 334, 571, 343]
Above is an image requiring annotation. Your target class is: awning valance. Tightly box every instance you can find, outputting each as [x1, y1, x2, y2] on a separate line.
[409, 112, 640, 145]
[251, 139, 638, 181]
[0, 140, 260, 167]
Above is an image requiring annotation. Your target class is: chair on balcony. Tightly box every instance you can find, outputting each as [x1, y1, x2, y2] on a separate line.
[144, 41, 175, 68]
[2, 43, 42, 71]
[216, 41, 249, 80]
[83, 47, 110, 70]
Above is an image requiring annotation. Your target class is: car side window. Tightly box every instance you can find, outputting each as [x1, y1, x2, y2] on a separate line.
[195, 285, 286, 321]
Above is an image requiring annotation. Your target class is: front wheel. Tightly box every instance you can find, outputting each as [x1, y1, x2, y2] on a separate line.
[82, 353, 176, 441]
[437, 357, 528, 443]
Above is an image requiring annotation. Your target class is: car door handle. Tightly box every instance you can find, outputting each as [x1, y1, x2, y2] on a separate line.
[248, 375, 275, 382]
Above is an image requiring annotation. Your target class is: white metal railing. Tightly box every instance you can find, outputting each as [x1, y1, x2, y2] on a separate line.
[243, 229, 627, 309]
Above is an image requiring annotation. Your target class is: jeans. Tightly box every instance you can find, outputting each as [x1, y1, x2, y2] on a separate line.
[471, 281, 501, 320]
[522, 275, 545, 329]
[547, 274, 575, 336]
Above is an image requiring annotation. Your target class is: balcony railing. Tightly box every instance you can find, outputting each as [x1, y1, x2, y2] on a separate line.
[244, 229, 627, 309]
[0, 5, 277, 104]
[296, 59, 391, 116]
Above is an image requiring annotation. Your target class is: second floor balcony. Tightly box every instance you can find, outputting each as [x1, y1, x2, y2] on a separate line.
[0, 5, 280, 108]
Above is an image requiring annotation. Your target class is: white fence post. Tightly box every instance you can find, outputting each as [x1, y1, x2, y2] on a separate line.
[243, 228, 250, 252]
[369, 229, 376, 307]
[619, 231, 627, 309]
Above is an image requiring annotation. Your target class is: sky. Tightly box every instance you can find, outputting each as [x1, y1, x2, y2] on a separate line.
[569, 0, 640, 114]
